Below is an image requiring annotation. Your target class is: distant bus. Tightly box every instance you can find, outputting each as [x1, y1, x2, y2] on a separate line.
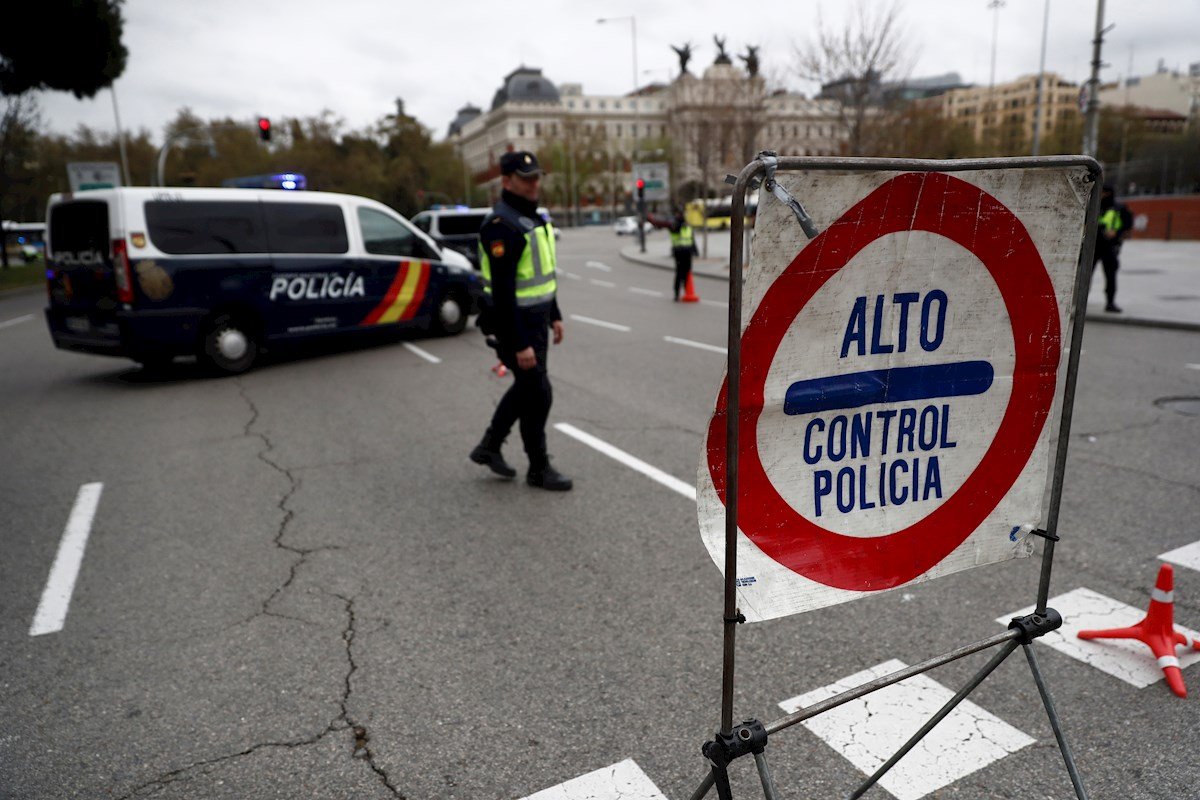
[221, 173, 307, 190]
[3, 220, 46, 261]
[684, 193, 758, 230]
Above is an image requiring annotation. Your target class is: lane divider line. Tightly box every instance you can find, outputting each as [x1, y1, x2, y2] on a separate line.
[555, 423, 695, 500]
[629, 287, 665, 297]
[585, 261, 613, 272]
[1187, 363, 1200, 371]
[569, 314, 630, 332]
[0, 313, 35, 330]
[699, 298, 728, 308]
[588, 279, 616, 288]
[664, 335, 727, 354]
[560, 271, 583, 281]
[30, 482, 104, 637]
[402, 342, 441, 364]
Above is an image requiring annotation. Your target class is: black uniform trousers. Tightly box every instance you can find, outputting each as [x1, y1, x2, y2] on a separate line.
[672, 247, 694, 299]
[1093, 240, 1119, 306]
[488, 318, 552, 464]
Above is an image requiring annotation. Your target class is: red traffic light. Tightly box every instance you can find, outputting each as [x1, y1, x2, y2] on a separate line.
[636, 178, 645, 189]
[257, 117, 272, 142]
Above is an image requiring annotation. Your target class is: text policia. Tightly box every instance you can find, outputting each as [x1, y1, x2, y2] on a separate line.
[789, 289, 992, 518]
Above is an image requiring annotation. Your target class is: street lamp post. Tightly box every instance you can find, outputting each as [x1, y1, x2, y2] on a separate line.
[1031, 0, 1050, 156]
[598, 15, 645, 252]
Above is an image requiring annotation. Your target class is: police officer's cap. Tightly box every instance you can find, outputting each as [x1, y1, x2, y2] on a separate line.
[500, 151, 543, 177]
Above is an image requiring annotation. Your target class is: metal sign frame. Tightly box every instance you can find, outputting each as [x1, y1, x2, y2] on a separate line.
[691, 154, 1103, 800]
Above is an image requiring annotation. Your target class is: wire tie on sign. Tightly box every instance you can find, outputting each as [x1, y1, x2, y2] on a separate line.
[755, 150, 820, 240]
[1030, 528, 1059, 542]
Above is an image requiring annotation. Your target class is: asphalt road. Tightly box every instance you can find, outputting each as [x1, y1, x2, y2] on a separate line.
[1, 226, 1198, 799]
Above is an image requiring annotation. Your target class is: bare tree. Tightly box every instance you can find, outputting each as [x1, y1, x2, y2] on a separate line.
[793, 0, 911, 156]
[0, 94, 41, 268]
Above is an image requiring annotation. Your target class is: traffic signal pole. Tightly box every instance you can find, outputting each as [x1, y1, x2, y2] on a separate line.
[636, 178, 646, 253]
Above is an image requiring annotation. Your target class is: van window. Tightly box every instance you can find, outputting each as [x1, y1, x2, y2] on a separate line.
[49, 201, 108, 257]
[146, 201, 267, 254]
[357, 207, 417, 256]
[437, 213, 488, 236]
[263, 202, 348, 254]
[410, 212, 432, 233]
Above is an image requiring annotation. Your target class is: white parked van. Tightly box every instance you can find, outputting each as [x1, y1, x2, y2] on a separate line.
[45, 187, 484, 373]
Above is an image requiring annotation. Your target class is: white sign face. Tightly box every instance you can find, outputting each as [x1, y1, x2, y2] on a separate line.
[697, 166, 1093, 622]
[633, 162, 670, 202]
[67, 162, 122, 192]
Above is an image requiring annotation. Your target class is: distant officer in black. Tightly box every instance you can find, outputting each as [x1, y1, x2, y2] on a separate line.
[470, 151, 572, 491]
[1094, 184, 1133, 313]
[648, 206, 698, 301]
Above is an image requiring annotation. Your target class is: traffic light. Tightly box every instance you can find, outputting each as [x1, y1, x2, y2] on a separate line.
[257, 117, 271, 142]
[636, 178, 645, 202]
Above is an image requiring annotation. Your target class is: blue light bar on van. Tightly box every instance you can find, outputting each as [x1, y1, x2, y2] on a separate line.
[273, 173, 306, 190]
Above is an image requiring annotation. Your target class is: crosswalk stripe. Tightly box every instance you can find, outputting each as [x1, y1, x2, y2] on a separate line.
[779, 659, 1034, 800]
[519, 758, 666, 800]
[997, 587, 1200, 688]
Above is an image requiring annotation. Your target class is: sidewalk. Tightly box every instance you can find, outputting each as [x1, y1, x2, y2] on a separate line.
[621, 235, 1200, 332]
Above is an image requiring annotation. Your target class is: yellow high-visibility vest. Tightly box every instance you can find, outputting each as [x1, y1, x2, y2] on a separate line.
[479, 203, 557, 307]
[670, 224, 694, 248]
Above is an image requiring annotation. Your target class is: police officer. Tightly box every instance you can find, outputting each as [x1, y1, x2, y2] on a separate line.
[469, 151, 572, 491]
[648, 206, 698, 300]
[1094, 184, 1133, 313]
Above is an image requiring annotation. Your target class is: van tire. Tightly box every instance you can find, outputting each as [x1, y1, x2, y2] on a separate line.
[200, 313, 258, 374]
[433, 291, 468, 335]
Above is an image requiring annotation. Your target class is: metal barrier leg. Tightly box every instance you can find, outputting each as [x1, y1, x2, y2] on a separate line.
[847, 640, 1019, 800]
[1023, 643, 1090, 800]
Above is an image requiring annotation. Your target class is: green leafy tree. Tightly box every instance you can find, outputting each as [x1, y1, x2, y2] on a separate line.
[0, 0, 127, 266]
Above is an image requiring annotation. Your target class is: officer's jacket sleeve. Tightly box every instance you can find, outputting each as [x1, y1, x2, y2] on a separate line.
[479, 217, 531, 351]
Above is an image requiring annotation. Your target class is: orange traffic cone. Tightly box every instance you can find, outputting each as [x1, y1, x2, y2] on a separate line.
[1077, 563, 1200, 697]
[680, 271, 700, 303]
[490, 362, 508, 377]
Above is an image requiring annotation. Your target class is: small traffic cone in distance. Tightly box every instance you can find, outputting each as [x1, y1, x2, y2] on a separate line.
[1077, 563, 1200, 698]
[681, 271, 700, 303]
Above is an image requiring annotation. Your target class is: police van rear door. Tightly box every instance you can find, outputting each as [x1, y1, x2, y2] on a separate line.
[46, 194, 123, 341]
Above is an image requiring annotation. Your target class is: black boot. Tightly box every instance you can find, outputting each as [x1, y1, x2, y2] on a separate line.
[470, 433, 516, 478]
[527, 456, 573, 491]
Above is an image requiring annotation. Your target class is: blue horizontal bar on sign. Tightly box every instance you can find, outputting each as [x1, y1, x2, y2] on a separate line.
[784, 361, 995, 415]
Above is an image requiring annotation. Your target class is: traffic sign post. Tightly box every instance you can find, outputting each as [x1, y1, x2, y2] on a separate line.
[688, 154, 1102, 800]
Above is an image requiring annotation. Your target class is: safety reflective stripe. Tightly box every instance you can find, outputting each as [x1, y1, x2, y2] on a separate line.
[1099, 208, 1123, 232]
[480, 224, 557, 305]
[1152, 587, 1173, 603]
[670, 225, 694, 247]
[1158, 655, 1181, 669]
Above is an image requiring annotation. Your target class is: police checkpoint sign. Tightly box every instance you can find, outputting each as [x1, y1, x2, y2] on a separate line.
[697, 166, 1094, 622]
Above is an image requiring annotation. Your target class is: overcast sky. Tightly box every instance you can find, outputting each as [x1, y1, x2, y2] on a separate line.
[35, 0, 1200, 144]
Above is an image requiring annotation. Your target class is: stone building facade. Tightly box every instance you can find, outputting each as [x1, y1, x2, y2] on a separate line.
[446, 59, 845, 216]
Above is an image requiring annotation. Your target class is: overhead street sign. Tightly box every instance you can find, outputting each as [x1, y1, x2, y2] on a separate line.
[633, 162, 670, 202]
[696, 166, 1093, 621]
[67, 162, 122, 192]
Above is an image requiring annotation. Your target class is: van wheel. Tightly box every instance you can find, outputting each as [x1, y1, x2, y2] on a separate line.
[200, 313, 258, 374]
[433, 291, 467, 335]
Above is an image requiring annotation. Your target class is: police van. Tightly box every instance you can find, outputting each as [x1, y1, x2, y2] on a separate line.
[44, 187, 485, 373]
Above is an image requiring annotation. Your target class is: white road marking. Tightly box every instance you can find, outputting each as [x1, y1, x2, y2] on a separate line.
[560, 270, 583, 281]
[0, 313, 35, 330]
[629, 286, 665, 297]
[699, 298, 728, 309]
[402, 343, 440, 363]
[664, 335, 727, 354]
[1186, 363, 1200, 371]
[1161, 541, 1200, 572]
[569, 314, 630, 332]
[779, 659, 1034, 800]
[30, 482, 104, 637]
[554, 423, 695, 500]
[584, 260, 613, 272]
[588, 279, 616, 288]
[519, 758, 666, 800]
[998, 588, 1200, 688]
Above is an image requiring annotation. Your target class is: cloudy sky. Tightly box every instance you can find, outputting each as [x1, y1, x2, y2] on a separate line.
[35, 0, 1200, 144]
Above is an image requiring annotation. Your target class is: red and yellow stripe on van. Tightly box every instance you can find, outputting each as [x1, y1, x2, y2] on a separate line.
[361, 260, 430, 325]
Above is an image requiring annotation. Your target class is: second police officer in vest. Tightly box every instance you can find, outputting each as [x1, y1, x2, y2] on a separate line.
[648, 206, 698, 301]
[1094, 184, 1133, 314]
[470, 151, 573, 491]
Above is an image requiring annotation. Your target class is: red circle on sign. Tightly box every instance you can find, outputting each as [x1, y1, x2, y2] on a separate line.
[706, 171, 1061, 591]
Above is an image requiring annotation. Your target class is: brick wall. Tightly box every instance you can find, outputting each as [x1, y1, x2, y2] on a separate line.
[1123, 195, 1200, 241]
